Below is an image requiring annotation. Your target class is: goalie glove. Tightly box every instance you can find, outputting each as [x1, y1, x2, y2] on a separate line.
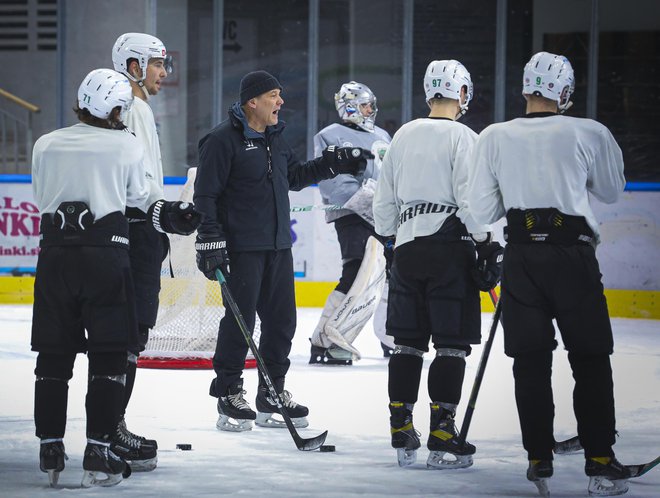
[472, 238, 504, 292]
[148, 200, 202, 236]
[322, 145, 373, 176]
[195, 234, 230, 280]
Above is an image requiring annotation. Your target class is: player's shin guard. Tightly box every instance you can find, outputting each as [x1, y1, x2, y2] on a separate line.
[86, 352, 126, 440]
[388, 345, 424, 403]
[34, 352, 75, 439]
[428, 348, 467, 406]
[122, 352, 138, 414]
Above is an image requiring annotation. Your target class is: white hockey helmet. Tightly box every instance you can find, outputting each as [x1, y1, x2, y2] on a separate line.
[424, 60, 473, 116]
[334, 81, 378, 132]
[522, 51, 575, 112]
[112, 32, 171, 83]
[77, 68, 133, 120]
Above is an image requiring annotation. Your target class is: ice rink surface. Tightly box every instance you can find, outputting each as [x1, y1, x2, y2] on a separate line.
[0, 305, 658, 497]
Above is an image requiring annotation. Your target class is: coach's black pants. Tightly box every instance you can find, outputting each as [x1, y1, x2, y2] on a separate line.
[502, 243, 616, 460]
[211, 249, 297, 396]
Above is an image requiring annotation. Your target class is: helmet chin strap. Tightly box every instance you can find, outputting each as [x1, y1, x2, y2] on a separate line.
[126, 69, 151, 101]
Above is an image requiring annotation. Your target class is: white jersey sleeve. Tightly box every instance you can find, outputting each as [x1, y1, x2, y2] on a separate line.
[468, 114, 625, 243]
[123, 97, 165, 207]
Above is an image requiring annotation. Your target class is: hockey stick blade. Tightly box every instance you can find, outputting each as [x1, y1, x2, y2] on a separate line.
[554, 435, 583, 454]
[627, 455, 660, 478]
[215, 269, 328, 451]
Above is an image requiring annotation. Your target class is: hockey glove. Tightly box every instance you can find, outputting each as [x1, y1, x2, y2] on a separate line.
[472, 240, 504, 291]
[148, 200, 202, 236]
[322, 145, 373, 177]
[383, 237, 395, 279]
[195, 235, 230, 280]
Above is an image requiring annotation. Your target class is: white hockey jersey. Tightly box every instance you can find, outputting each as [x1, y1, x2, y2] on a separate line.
[123, 97, 165, 207]
[315, 123, 391, 223]
[32, 123, 149, 219]
[467, 114, 625, 244]
[373, 117, 489, 248]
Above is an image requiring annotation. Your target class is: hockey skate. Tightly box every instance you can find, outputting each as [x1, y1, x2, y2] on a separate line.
[527, 459, 553, 497]
[389, 402, 420, 467]
[309, 343, 353, 365]
[426, 403, 475, 470]
[118, 417, 158, 449]
[81, 440, 129, 488]
[255, 386, 309, 428]
[39, 439, 68, 487]
[585, 456, 630, 496]
[216, 379, 257, 432]
[110, 422, 158, 472]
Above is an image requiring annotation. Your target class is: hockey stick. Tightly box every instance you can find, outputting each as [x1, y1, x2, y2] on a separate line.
[215, 269, 328, 451]
[457, 288, 501, 449]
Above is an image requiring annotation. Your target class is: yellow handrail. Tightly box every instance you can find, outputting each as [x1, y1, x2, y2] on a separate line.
[0, 88, 40, 113]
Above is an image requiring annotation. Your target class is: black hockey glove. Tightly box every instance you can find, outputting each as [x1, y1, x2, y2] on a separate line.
[148, 200, 202, 236]
[195, 235, 230, 280]
[322, 145, 373, 177]
[472, 240, 504, 292]
[383, 237, 395, 279]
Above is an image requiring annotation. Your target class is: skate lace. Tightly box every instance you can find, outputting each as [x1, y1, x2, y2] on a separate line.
[227, 389, 252, 410]
[115, 425, 141, 449]
[279, 390, 298, 408]
[119, 418, 146, 443]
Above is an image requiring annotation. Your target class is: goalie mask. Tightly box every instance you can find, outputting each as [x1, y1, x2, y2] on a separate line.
[77, 68, 133, 121]
[335, 81, 378, 132]
[112, 32, 173, 98]
[523, 51, 575, 112]
[423, 60, 473, 117]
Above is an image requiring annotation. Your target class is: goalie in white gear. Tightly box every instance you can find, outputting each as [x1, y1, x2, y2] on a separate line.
[468, 51, 628, 497]
[373, 60, 502, 469]
[309, 81, 393, 365]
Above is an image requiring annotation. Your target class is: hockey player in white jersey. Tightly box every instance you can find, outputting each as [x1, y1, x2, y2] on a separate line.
[468, 51, 628, 497]
[309, 81, 393, 365]
[373, 60, 503, 469]
[31, 69, 200, 488]
[110, 32, 174, 469]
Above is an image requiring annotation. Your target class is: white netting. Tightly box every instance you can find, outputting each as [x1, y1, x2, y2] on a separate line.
[139, 168, 260, 369]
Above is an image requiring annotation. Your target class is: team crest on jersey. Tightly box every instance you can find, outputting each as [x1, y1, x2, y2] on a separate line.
[244, 139, 257, 151]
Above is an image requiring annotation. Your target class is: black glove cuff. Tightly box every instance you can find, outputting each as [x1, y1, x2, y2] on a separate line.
[148, 199, 166, 233]
[195, 239, 226, 251]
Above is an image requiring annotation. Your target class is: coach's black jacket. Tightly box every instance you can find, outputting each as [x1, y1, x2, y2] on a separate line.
[194, 102, 335, 251]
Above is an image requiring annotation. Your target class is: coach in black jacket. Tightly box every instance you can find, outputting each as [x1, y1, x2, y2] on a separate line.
[194, 70, 370, 429]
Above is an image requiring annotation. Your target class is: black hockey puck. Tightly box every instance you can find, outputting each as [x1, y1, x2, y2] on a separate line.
[319, 445, 336, 452]
[176, 443, 192, 451]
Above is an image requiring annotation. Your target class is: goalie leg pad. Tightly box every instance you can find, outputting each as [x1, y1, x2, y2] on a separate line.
[310, 290, 346, 349]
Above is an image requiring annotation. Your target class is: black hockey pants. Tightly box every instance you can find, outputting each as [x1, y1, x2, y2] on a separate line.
[210, 249, 296, 396]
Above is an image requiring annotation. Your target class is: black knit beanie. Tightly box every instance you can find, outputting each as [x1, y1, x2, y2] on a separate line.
[239, 70, 282, 104]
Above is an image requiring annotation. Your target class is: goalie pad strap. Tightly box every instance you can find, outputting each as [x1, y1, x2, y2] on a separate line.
[435, 348, 467, 359]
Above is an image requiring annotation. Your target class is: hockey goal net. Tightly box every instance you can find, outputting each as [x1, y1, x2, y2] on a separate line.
[138, 168, 260, 369]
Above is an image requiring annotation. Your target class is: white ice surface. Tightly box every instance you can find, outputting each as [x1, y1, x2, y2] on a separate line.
[0, 305, 658, 497]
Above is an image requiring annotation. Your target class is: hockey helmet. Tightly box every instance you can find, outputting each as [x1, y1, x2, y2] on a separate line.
[522, 51, 574, 112]
[77, 68, 134, 120]
[423, 60, 473, 116]
[335, 81, 378, 132]
[112, 32, 172, 84]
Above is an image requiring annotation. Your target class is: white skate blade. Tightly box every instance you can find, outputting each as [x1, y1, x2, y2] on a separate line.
[81, 470, 123, 488]
[531, 478, 550, 497]
[124, 456, 157, 472]
[396, 448, 417, 467]
[216, 414, 253, 432]
[426, 450, 473, 470]
[255, 412, 309, 428]
[587, 476, 629, 496]
[47, 469, 60, 487]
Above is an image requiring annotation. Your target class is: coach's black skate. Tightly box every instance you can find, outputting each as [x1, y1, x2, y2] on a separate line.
[389, 402, 420, 467]
[527, 459, 553, 497]
[81, 440, 129, 488]
[110, 423, 157, 472]
[426, 403, 475, 470]
[585, 456, 630, 496]
[118, 417, 157, 449]
[309, 343, 353, 365]
[39, 438, 68, 487]
[216, 379, 257, 432]
[255, 386, 309, 428]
